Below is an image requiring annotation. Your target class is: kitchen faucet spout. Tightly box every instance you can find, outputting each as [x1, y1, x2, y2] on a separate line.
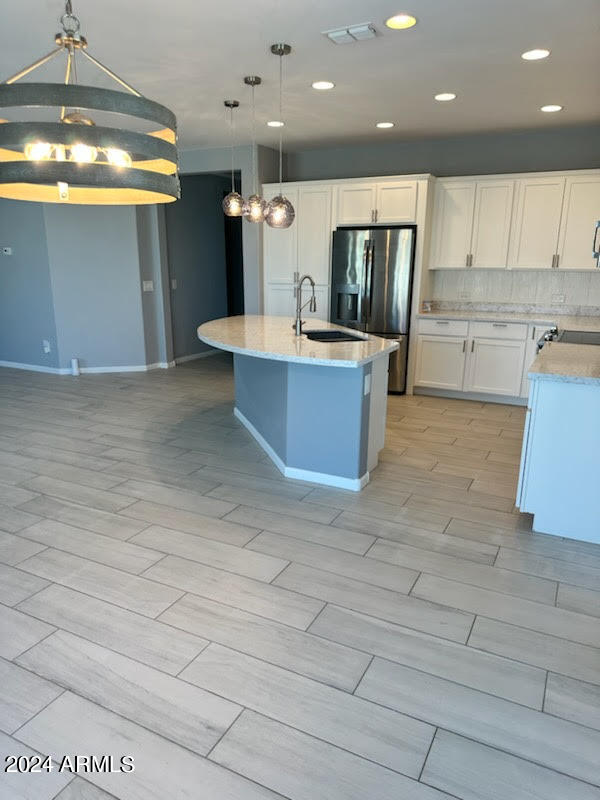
[294, 273, 316, 336]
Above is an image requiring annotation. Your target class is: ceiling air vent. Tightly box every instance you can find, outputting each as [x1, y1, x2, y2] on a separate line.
[323, 23, 377, 44]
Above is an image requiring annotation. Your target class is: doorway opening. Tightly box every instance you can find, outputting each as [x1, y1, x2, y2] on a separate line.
[164, 171, 244, 362]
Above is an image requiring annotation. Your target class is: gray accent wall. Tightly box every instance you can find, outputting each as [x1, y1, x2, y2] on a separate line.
[286, 124, 600, 182]
[44, 205, 147, 370]
[165, 174, 230, 360]
[234, 353, 371, 479]
[0, 200, 58, 368]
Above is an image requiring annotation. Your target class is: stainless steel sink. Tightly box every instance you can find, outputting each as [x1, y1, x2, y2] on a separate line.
[303, 329, 365, 343]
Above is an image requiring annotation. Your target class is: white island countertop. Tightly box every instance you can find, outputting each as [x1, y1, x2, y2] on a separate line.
[529, 342, 600, 385]
[197, 316, 399, 368]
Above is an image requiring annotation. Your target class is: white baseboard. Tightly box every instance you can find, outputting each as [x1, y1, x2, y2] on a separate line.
[175, 350, 219, 364]
[0, 360, 70, 375]
[234, 406, 369, 492]
[0, 360, 175, 375]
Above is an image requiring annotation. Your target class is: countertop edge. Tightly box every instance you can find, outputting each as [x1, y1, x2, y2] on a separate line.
[197, 329, 398, 368]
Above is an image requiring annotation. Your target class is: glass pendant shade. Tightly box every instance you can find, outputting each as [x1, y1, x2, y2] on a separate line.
[222, 191, 244, 217]
[266, 194, 295, 228]
[243, 193, 268, 223]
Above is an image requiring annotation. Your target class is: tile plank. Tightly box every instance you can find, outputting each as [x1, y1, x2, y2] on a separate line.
[18, 549, 183, 618]
[17, 692, 283, 800]
[422, 729, 600, 800]
[182, 643, 434, 778]
[17, 584, 207, 675]
[0, 657, 62, 734]
[545, 673, 600, 731]
[161, 593, 369, 691]
[18, 631, 241, 754]
[357, 657, 600, 787]
[0, 604, 54, 660]
[144, 555, 323, 629]
[18, 476, 134, 514]
[211, 710, 449, 800]
[310, 604, 545, 708]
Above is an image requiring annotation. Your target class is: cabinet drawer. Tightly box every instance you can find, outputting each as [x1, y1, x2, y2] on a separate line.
[418, 318, 469, 336]
[469, 321, 527, 340]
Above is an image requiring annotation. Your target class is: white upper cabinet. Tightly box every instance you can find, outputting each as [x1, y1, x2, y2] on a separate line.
[375, 181, 418, 223]
[557, 175, 600, 270]
[262, 187, 299, 283]
[336, 183, 377, 225]
[430, 181, 476, 268]
[470, 180, 515, 268]
[507, 176, 565, 269]
[297, 186, 332, 285]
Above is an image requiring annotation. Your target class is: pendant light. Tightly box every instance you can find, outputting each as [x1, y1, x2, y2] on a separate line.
[222, 100, 244, 217]
[242, 76, 268, 223]
[0, 0, 179, 205]
[265, 44, 295, 229]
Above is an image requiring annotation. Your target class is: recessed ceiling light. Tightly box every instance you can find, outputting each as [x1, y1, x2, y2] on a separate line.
[540, 104, 563, 112]
[435, 93, 456, 102]
[267, 120, 284, 127]
[312, 81, 335, 90]
[521, 48, 550, 61]
[385, 13, 417, 29]
[376, 122, 394, 128]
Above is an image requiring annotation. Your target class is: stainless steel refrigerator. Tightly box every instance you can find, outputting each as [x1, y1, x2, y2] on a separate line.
[330, 225, 416, 393]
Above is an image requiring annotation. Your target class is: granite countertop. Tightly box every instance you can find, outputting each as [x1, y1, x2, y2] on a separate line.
[197, 315, 399, 368]
[418, 310, 600, 331]
[529, 342, 600, 385]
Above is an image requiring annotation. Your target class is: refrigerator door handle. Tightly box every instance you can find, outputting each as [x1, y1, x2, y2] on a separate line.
[365, 242, 375, 322]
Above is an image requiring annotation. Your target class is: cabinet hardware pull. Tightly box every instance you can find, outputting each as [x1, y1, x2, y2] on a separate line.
[471, 339, 475, 352]
[374, 209, 378, 222]
[469, 254, 473, 267]
[531, 328, 536, 340]
[435, 320, 449, 324]
[465, 254, 470, 267]
[492, 323, 507, 327]
[462, 339, 466, 352]
[555, 254, 559, 268]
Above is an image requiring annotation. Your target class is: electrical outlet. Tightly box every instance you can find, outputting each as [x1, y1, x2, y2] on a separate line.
[2, 247, 12, 256]
[551, 293, 566, 304]
[42, 340, 51, 354]
[171, 279, 177, 290]
[142, 280, 154, 292]
[458, 291, 471, 300]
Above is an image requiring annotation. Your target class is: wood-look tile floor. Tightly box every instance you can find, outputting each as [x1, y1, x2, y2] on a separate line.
[1, 354, 599, 800]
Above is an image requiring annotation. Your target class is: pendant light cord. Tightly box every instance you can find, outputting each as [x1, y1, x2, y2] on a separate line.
[229, 106, 235, 193]
[251, 83, 257, 196]
[278, 53, 283, 195]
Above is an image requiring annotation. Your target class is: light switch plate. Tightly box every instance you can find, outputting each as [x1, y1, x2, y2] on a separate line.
[142, 280, 154, 292]
[363, 373, 371, 396]
[551, 292, 566, 304]
[171, 279, 177, 290]
[2, 247, 12, 256]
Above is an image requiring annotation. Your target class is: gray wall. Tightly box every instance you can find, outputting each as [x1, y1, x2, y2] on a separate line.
[180, 144, 279, 315]
[44, 205, 147, 370]
[164, 173, 230, 359]
[0, 200, 58, 368]
[286, 124, 600, 182]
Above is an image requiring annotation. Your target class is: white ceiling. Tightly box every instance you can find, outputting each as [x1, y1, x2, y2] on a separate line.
[2, 0, 599, 151]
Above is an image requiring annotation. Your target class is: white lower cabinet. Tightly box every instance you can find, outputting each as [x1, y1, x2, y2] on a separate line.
[415, 318, 529, 398]
[464, 338, 525, 396]
[414, 335, 467, 390]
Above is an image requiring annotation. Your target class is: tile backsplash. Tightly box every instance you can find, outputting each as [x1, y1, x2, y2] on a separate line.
[430, 270, 600, 307]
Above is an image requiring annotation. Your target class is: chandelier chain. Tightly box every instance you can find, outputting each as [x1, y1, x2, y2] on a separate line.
[278, 53, 283, 194]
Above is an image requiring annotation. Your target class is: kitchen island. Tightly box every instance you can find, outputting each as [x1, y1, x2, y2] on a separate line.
[517, 341, 600, 543]
[197, 316, 398, 490]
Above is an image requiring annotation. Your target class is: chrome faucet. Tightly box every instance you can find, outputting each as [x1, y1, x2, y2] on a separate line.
[293, 272, 316, 335]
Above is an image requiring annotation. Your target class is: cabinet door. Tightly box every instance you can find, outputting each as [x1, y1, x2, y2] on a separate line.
[557, 175, 600, 270]
[414, 335, 467, 390]
[336, 183, 376, 225]
[375, 181, 417, 223]
[297, 186, 332, 285]
[465, 338, 525, 396]
[429, 181, 476, 269]
[262, 187, 299, 283]
[471, 180, 515, 268]
[265, 283, 329, 321]
[507, 177, 565, 269]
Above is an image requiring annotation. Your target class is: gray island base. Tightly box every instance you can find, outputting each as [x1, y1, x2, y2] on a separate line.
[197, 316, 399, 491]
